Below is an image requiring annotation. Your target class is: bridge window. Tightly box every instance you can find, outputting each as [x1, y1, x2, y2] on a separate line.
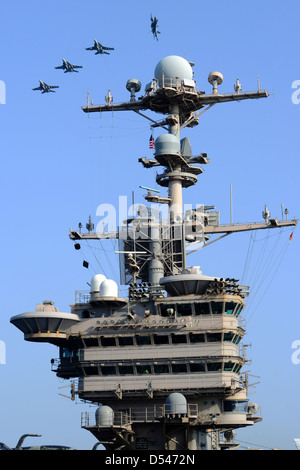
[207, 333, 222, 342]
[234, 304, 244, 317]
[84, 337, 99, 347]
[136, 335, 151, 346]
[171, 334, 187, 344]
[154, 335, 169, 345]
[177, 304, 192, 316]
[154, 364, 169, 374]
[224, 362, 235, 371]
[190, 362, 205, 372]
[194, 303, 210, 315]
[119, 365, 134, 375]
[136, 365, 151, 374]
[211, 302, 223, 314]
[101, 337, 116, 347]
[160, 304, 176, 317]
[233, 334, 241, 344]
[101, 365, 117, 375]
[84, 366, 98, 375]
[190, 333, 205, 343]
[207, 362, 222, 371]
[224, 302, 236, 315]
[233, 364, 242, 373]
[224, 332, 234, 342]
[223, 400, 248, 413]
[171, 363, 187, 373]
[118, 336, 134, 346]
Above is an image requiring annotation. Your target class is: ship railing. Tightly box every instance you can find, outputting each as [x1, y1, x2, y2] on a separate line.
[75, 290, 90, 304]
[81, 404, 199, 428]
[146, 77, 198, 94]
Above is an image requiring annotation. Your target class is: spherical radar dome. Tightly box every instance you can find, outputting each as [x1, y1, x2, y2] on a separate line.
[154, 56, 194, 85]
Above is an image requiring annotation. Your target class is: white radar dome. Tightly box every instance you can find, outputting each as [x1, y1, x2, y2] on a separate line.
[90, 274, 107, 292]
[95, 405, 114, 426]
[154, 56, 194, 86]
[100, 279, 119, 298]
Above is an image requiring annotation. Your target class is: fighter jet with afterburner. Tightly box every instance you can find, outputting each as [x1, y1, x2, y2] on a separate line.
[32, 80, 59, 93]
[55, 59, 83, 73]
[85, 39, 114, 55]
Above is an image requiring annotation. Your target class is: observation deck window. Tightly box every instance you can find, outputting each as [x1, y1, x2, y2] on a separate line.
[234, 304, 244, 317]
[154, 364, 169, 374]
[224, 332, 234, 342]
[211, 302, 223, 315]
[118, 336, 134, 346]
[190, 333, 205, 343]
[136, 335, 152, 346]
[207, 333, 222, 342]
[101, 337, 116, 347]
[61, 348, 78, 359]
[136, 365, 152, 374]
[83, 338, 99, 347]
[101, 365, 117, 376]
[194, 303, 210, 315]
[79, 360, 244, 377]
[207, 362, 222, 371]
[224, 302, 236, 315]
[177, 304, 192, 316]
[154, 335, 169, 345]
[223, 400, 248, 413]
[84, 366, 99, 375]
[160, 304, 176, 317]
[190, 362, 205, 372]
[171, 363, 187, 374]
[233, 363, 242, 373]
[171, 334, 187, 344]
[233, 334, 241, 344]
[119, 365, 134, 375]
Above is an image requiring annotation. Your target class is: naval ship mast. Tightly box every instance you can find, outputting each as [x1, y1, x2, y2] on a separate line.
[11, 56, 297, 451]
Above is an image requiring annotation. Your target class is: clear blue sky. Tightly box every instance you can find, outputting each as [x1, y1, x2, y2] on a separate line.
[0, 0, 299, 450]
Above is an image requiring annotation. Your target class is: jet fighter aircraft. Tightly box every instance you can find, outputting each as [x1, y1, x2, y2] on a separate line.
[55, 58, 83, 73]
[151, 15, 160, 40]
[85, 39, 114, 55]
[32, 80, 59, 93]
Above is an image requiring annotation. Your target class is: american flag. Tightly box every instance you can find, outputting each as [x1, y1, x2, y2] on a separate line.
[149, 134, 155, 149]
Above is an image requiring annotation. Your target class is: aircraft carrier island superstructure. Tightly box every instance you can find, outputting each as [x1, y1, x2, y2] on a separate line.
[11, 56, 297, 450]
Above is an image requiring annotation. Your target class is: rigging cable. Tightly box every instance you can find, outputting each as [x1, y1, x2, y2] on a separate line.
[244, 229, 295, 322]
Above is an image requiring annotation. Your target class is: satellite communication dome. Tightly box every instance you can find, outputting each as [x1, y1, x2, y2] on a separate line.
[154, 56, 194, 86]
[90, 274, 107, 292]
[100, 279, 119, 298]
